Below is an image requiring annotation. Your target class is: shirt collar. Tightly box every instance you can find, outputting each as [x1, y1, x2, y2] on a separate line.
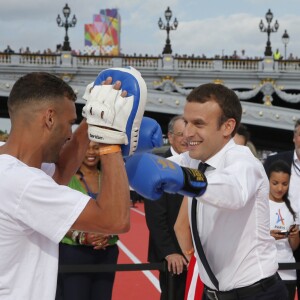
[204, 139, 236, 170]
[170, 146, 179, 156]
[293, 150, 300, 165]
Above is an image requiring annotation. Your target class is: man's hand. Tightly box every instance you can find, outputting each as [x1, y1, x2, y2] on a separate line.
[165, 253, 188, 275]
[83, 77, 127, 119]
[83, 67, 147, 156]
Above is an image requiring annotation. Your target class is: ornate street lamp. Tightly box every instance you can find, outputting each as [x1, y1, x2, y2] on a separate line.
[56, 4, 77, 51]
[158, 7, 178, 54]
[259, 9, 279, 56]
[282, 30, 290, 60]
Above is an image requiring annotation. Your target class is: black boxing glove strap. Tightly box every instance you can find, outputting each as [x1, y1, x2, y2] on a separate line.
[180, 167, 207, 196]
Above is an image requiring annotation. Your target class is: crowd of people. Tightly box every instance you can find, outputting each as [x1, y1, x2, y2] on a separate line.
[0, 65, 300, 300]
[2, 44, 62, 55]
[3, 44, 300, 60]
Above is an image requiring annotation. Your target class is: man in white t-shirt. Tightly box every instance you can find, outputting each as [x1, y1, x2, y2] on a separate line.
[0, 72, 132, 299]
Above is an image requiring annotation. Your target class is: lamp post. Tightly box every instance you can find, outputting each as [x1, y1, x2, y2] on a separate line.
[282, 30, 290, 60]
[158, 7, 178, 54]
[259, 9, 279, 57]
[56, 4, 77, 51]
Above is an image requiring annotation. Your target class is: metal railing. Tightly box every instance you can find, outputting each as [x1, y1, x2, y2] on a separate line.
[58, 261, 176, 300]
[57, 261, 299, 299]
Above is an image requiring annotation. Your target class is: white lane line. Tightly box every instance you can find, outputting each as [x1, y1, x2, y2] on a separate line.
[130, 207, 145, 216]
[117, 240, 161, 292]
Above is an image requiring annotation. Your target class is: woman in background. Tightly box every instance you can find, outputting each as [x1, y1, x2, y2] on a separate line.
[268, 160, 299, 300]
[56, 141, 119, 300]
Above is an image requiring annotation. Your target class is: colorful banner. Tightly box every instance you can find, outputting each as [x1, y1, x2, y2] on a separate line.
[84, 8, 120, 56]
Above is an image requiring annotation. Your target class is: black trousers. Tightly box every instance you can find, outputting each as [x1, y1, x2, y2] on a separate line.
[56, 243, 119, 300]
[130, 190, 143, 205]
[284, 281, 296, 300]
[202, 279, 288, 300]
[159, 269, 187, 300]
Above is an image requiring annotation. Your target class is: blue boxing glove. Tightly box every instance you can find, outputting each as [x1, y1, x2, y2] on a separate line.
[134, 117, 163, 155]
[125, 153, 207, 200]
[83, 66, 147, 156]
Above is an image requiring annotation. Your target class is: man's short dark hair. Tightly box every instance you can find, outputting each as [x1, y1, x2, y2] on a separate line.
[8, 72, 76, 115]
[186, 83, 242, 136]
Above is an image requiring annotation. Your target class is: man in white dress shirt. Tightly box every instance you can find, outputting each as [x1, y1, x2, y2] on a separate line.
[170, 83, 288, 299]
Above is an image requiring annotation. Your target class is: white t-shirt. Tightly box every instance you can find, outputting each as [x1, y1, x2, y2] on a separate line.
[0, 152, 90, 300]
[169, 139, 278, 291]
[269, 200, 297, 280]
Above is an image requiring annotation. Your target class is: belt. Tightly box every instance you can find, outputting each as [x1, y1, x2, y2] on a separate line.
[204, 273, 280, 300]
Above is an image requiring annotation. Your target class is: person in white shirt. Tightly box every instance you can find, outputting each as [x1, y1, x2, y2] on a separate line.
[267, 160, 299, 300]
[0, 72, 130, 300]
[170, 83, 288, 299]
[264, 119, 300, 298]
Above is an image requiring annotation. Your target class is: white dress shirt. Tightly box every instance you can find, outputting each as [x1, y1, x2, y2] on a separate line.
[170, 146, 179, 156]
[170, 139, 278, 291]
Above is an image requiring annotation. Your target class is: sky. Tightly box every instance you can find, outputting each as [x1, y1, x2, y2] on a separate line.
[1, 0, 300, 59]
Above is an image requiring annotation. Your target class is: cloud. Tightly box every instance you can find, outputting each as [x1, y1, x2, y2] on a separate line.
[1, 1, 300, 58]
[167, 13, 300, 58]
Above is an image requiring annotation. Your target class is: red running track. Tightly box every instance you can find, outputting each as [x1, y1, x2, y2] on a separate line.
[112, 202, 160, 300]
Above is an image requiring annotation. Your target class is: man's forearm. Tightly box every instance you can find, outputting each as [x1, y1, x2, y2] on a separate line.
[53, 119, 89, 185]
[95, 151, 130, 233]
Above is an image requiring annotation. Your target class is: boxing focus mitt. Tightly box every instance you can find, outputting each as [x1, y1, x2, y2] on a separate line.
[125, 153, 207, 200]
[83, 67, 147, 156]
[134, 117, 163, 155]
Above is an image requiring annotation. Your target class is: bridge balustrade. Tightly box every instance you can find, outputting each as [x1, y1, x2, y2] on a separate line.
[18, 54, 59, 65]
[122, 56, 160, 69]
[2, 52, 299, 73]
[76, 55, 114, 68]
[278, 60, 300, 71]
[0, 53, 11, 64]
[222, 59, 261, 70]
[176, 57, 214, 70]
[0, 53, 60, 66]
